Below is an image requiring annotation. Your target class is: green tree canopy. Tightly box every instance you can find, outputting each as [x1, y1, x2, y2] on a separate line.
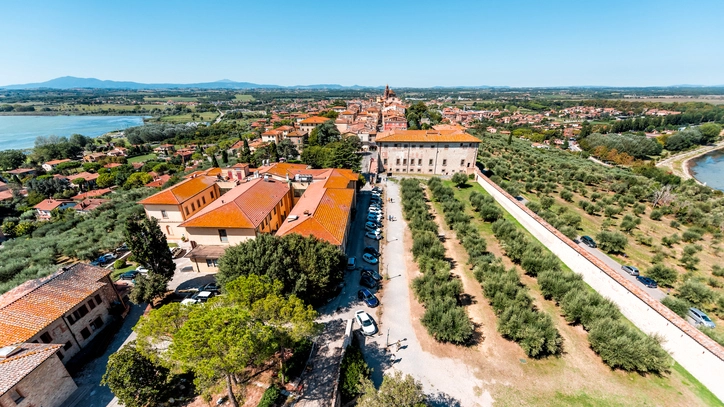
[124, 216, 175, 303]
[101, 341, 174, 407]
[357, 371, 427, 407]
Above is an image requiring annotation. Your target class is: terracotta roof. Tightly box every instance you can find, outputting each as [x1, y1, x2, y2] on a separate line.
[33, 199, 74, 211]
[75, 198, 109, 212]
[0, 343, 62, 395]
[300, 116, 330, 125]
[43, 159, 71, 166]
[0, 264, 112, 347]
[104, 163, 122, 168]
[276, 182, 353, 246]
[139, 176, 217, 205]
[185, 245, 227, 260]
[257, 163, 310, 179]
[72, 188, 112, 200]
[145, 175, 172, 188]
[6, 168, 35, 175]
[376, 129, 480, 143]
[229, 140, 245, 150]
[180, 178, 290, 229]
[69, 172, 99, 182]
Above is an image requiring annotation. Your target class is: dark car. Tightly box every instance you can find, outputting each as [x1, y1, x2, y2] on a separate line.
[120, 270, 138, 280]
[636, 275, 658, 288]
[359, 274, 378, 289]
[358, 289, 379, 307]
[622, 265, 639, 276]
[202, 282, 221, 293]
[580, 235, 597, 248]
[362, 268, 382, 282]
[364, 246, 381, 257]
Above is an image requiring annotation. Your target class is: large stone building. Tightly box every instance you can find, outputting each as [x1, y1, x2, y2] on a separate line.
[139, 175, 220, 240]
[0, 263, 126, 363]
[376, 129, 480, 176]
[0, 343, 77, 407]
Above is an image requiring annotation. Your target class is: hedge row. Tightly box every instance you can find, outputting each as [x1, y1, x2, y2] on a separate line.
[400, 179, 474, 344]
[428, 178, 562, 357]
[491, 218, 671, 373]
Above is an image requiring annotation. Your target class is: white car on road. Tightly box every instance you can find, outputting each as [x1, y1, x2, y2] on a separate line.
[355, 310, 377, 335]
[365, 231, 382, 240]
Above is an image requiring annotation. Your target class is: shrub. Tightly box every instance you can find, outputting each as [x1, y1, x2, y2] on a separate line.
[670, 220, 680, 229]
[681, 229, 703, 243]
[339, 342, 371, 402]
[588, 318, 669, 373]
[257, 386, 282, 407]
[661, 296, 690, 317]
[645, 264, 678, 288]
[451, 172, 468, 187]
[540, 196, 554, 210]
[677, 279, 715, 308]
[560, 190, 573, 202]
[595, 230, 628, 254]
[712, 265, 724, 278]
[113, 259, 126, 269]
[526, 201, 541, 213]
[649, 209, 663, 221]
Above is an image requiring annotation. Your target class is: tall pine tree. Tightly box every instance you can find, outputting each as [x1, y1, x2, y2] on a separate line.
[124, 216, 176, 303]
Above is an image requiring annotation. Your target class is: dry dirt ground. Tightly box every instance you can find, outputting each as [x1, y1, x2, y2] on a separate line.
[401, 186, 721, 407]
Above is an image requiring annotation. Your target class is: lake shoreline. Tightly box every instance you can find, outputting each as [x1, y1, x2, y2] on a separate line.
[687, 146, 724, 190]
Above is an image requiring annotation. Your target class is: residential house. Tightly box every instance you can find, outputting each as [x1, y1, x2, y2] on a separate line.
[71, 188, 112, 200]
[139, 175, 220, 239]
[83, 152, 107, 163]
[42, 159, 72, 172]
[261, 129, 284, 144]
[6, 168, 37, 178]
[0, 263, 126, 363]
[106, 147, 128, 157]
[67, 172, 99, 188]
[34, 199, 76, 220]
[153, 144, 175, 157]
[377, 129, 480, 176]
[74, 199, 109, 214]
[182, 178, 294, 272]
[0, 343, 77, 407]
[285, 131, 305, 150]
[299, 116, 330, 135]
[145, 174, 172, 188]
[104, 162, 123, 169]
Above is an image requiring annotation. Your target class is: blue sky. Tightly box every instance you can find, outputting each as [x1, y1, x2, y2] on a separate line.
[1, 0, 723, 87]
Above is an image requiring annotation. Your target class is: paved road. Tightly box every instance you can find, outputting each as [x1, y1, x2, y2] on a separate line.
[576, 240, 666, 301]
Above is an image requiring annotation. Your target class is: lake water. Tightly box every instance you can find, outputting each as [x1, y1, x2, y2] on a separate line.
[0, 115, 147, 151]
[690, 149, 724, 192]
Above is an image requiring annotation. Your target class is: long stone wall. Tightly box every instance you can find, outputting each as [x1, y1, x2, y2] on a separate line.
[474, 171, 724, 402]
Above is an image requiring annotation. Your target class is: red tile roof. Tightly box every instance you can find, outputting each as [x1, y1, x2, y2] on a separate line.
[71, 188, 112, 200]
[275, 182, 354, 246]
[376, 129, 480, 143]
[44, 159, 71, 166]
[300, 116, 331, 125]
[0, 264, 112, 347]
[69, 172, 99, 182]
[33, 199, 75, 211]
[0, 343, 62, 394]
[180, 178, 290, 229]
[74, 198, 109, 212]
[139, 176, 217, 205]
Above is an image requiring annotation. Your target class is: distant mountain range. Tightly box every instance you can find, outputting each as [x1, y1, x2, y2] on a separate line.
[0, 76, 384, 90]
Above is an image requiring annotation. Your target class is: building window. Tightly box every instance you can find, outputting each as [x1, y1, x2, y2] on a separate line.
[184, 207, 190, 216]
[9, 389, 24, 404]
[211, 191, 215, 199]
[444, 145, 449, 149]
[402, 159, 407, 165]
[383, 158, 388, 165]
[202, 196, 206, 205]
[460, 159, 465, 166]
[219, 229, 228, 243]
[197, 199, 201, 208]
[418, 159, 422, 165]
[393, 144, 398, 147]
[88, 299, 96, 310]
[67, 304, 89, 325]
[191, 202, 196, 211]
[206, 258, 219, 267]
[40, 332, 52, 343]
[442, 159, 447, 166]
[161, 210, 168, 219]
[396, 158, 400, 165]
[429, 159, 433, 165]
[403, 144, 408, 148]
[91, 317, 104, 330]
[58, 350, 64, 360]
[429, 169, 433, 172]
[80, 327, 91, 339]
[273, 207, 276, 215]
[417, 168, 421, 172]
[64, 341, 73, 350]
[95, 294, 102, 305]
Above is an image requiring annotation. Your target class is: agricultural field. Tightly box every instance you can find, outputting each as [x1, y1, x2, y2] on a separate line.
[127, 153, 158, 163]
[53, 103, 173, 113]
[159, 111, 218, 123]
[143, 96, 199, 102]
[419, 178, 721, 406]
[234, 94, 254, 101]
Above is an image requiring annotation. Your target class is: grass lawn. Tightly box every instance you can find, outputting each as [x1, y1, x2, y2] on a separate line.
[168, 242, 179, 248]
[234, 94, 254, 101]
[127, 153, 158, 163]
[436, 179, 722, 406]
[111, 264, 136, 281]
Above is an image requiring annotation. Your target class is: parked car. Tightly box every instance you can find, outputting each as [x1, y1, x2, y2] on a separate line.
[688, 307, 715, 328]
[362, 253, 378, 264]
[365, 231, 382, 240]
[368, 207, 383, 214]
[362, 268, 382, 281]
[181, 290, 215, 305]
[636, 275, 658, 288]
[114, 243, 129, 253]
[365, 221, 380, 230]
[622, 265, 639, 276]
[364, 246, 381, 257]
[136, 266, 149, 274]
[367, 214, 383, 222]
[119, 270, 138, 280]
[580, 236, 597, 248]
[347, 257, 357, 270]
[360, 274, 378, 289]
[372, 186, 382, 192]
[355, 310, 378, 335]
[202, 282, 221, 293]
[357, 289, 379, 307]
[103, 252, 117, 261]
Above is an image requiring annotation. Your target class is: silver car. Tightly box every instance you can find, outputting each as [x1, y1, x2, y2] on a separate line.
[688, 307, 715, 328]
[621, 265, 639, 276]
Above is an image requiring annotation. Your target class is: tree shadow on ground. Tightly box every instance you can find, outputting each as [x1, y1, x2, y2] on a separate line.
[175, 274, 217, 291]
[356, 331, 395, 387]
[428, 391, 464, 407]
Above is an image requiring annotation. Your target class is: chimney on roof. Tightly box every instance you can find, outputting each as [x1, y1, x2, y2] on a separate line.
[303, 210, 311, 216]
